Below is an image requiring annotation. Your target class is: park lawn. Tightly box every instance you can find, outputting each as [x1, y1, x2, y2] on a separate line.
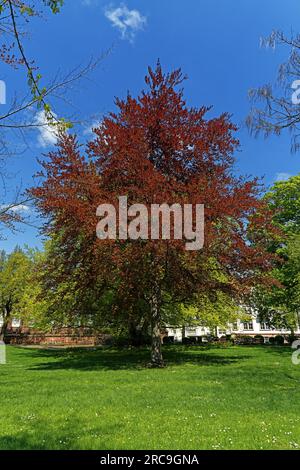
[0, 344, 300, 450]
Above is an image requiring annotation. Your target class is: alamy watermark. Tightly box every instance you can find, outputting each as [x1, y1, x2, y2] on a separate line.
[96, 196, 205, 251]
[291, 80, 300, 105]
[0, 341, 6, 365]
[291, 340, 300, 365]
[0, 80, 6, 105]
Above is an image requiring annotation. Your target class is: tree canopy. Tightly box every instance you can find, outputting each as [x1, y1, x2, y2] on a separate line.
[31, 62, 277, 365]
[251, 174, 300, 332]
[0, 247, 34, 339]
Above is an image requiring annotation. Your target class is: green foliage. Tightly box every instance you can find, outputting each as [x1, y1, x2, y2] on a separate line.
[0, 246, 68, 332]
[0, 247, 34, 327]
[18, 238, 115, 331]
[192, 292, 248, 330]
[162, 291, 246, 330]
[42, 1, 64, 14]
[266, 174, 300, 234]
[252, 175, 300, 330]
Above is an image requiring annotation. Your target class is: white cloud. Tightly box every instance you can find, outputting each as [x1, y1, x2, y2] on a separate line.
[10, 204, 30, 213]
[1, 204, 30, 214]
[34, 110, 59, 148]
[104, 4, 146, 42]
[83, 119, 103, 136]
[275, 172, 293, 182]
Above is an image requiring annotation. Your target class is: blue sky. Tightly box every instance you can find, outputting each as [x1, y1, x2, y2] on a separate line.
[1, 0, 300, 251]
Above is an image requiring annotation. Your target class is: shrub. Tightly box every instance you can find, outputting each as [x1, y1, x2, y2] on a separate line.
[233, 335, 258, 345]
[274, 335, 285, 346]
[254, 335, 264, 345]
[219, 335, 227, 342]
[182, 337, 197, 345]
[288, 335, 299, 345]
[207, 335, 218, 343]
[163, 336, 174, 345]
[243, 336, 254, 345]
[211, 340, 232, 348]
[113, 332, 151, 347]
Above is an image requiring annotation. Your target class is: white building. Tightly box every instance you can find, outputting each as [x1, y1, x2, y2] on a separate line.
[0, 318, 21, 328]
[166, 314, 300, 343]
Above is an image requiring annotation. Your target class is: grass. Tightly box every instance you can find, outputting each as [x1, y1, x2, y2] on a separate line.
[1, 344, 300, 450]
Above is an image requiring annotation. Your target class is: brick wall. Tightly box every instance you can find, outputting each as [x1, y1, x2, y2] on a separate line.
[4, 327, 112, 346]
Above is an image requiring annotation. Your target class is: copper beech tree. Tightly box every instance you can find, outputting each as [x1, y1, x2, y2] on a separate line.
[31, 63, 276, 366]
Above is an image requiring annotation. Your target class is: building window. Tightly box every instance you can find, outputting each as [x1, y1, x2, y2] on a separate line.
[260, 322, 271, 331]
[243, 322, 253, 330]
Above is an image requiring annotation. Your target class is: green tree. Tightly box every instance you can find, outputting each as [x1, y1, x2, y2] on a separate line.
[252, 175, 300, 332]
[0, 247, 33, 340]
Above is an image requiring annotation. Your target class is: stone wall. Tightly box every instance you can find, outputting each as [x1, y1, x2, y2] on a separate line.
[4, 327, 112, 346]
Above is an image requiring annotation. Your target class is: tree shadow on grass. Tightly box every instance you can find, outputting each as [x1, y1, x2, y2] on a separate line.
[258, 345, 293, 357]
[0, 419, 120, 450]
[165, 349, 250, 367]
[23, 345, 250, 372]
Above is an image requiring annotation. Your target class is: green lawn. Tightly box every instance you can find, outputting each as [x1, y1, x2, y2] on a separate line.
[1, 344, 300, 450]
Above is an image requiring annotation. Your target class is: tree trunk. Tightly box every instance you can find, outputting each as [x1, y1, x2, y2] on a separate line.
[182, 325, 186, 342]
[151, 317, 163, 366]
[0, 317, 9, 342]
[292, 312, 300, 336]
[291, 325, 295, 337]
[0, 305, 12, 342]
[150, 287, 164, 367]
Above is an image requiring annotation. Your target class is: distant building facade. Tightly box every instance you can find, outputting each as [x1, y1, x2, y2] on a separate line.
[1, 312, 300, 345]
[166, 313, 300, 343]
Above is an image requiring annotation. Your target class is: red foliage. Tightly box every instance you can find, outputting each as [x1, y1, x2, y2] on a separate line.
[31, 62, 277, 364]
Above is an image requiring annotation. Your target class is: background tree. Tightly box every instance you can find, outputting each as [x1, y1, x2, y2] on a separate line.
[31, 63, 277, 366]
[251, 174, 300, 332]
[266, 174, 300, 233]
[24, 238, 116, 332]
[0, 246, 33, 340]
[0, 0, 104, 231]
[163, 291, 248, 341]
[247, 31, 300, 153]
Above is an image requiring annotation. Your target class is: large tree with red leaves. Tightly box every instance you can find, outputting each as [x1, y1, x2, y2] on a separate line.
[31, 62, 276, 366]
